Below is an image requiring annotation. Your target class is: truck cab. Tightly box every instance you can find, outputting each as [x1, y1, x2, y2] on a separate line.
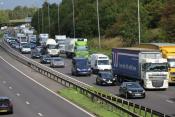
[45, 38, 60, 56]
[90, 54, 112, 74]
[141, 58, 168, 89]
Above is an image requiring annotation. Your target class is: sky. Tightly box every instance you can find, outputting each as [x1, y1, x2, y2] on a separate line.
[0, 0, 61, 10]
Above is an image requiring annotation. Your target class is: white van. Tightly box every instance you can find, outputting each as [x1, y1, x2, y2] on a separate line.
[90, 54, 112, 73]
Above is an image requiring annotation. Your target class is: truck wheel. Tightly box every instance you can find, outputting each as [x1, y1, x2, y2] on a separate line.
[117, 76, 123, 84]
[125, 93, 128, 99]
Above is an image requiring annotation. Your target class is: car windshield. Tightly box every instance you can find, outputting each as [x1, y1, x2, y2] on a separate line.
[126, 83, 140, 89]
[168, 59, 175, 68]
[53, 58, 62, 61]
[98, 60, 109, 65]
[0, 99, 9, 105]
[76, 46, 88, 51]
[76, 59, 89, 67]
[23, 44, 30, 48]
[48, 45, 56, 49]
[145, 63, 168, 72]
[101, 72, 113, 79]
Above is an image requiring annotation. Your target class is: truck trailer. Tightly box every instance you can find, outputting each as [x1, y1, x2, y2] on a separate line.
[112, 48, 169, 89]
[65, 38, 89, 58]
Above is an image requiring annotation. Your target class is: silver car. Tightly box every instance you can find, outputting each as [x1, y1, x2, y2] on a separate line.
[50, 57, 65, 68]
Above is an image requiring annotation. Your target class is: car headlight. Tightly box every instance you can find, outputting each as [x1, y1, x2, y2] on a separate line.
[128, 91, 132, 93]
[77, 68, 81, 71]
[142, 90, 145, 93]
[113, 78, 116, 80]
[88, 68, 91, 71]
[102, 78, 106, 81]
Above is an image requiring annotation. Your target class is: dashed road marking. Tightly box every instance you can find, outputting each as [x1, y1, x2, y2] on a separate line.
[25, 101, 30, 105]
[38, 113, 43, 116]
[16, 93, 20, 96]
[2, 81, 6, 84]
[9, 86, 12, 89]
[166, 100, 174, 104]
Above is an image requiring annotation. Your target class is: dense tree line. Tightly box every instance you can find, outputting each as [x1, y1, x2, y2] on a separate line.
[0, 6, 36, 26]
[33, 0, 175, 46]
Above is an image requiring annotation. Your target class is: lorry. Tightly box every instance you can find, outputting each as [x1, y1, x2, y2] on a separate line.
[28, 35, 37, 43]
[65, 38, 89, 58]
[90, 54, 112, 73]
[41, 38, 60, 56]
[137, 43, 175, 84]
[112, 48, 169, 89]
[55, 35, 66, 53]
[17, 33, 28, 50]
[39, 34, 49, 45]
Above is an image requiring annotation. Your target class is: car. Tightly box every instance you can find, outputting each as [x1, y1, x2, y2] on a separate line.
[31, 46, 42, 59]
[50, 57, 65, 68]
[119, 82, 146, 99]
[40, 54, 52, 64]
[21, 44, 31, 54]
[96, 71, 117, 86]
[71, 57, 91, 76]
[0, 97, 13, 114]
[30, 43, 37, 49]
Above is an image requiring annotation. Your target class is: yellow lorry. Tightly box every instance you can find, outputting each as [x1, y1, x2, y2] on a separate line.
[137, 43, 175, 84]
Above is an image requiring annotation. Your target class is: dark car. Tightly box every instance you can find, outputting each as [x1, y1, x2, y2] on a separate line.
[71, 57, 91, 76]
[30, 43, 37, 49]
[0, 97, 13, 114]
[96, 71, 117, 86]
[31, 46, 42, 59]
[50, 57, 65, 68]
[119, 82, 146, 99]
[40, 54, 52, 64]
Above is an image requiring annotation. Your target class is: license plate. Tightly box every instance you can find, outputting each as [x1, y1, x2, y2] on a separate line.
[135, 93, 141, 96]
[0, 110, 7, 112]
[108, 81, 112, 83]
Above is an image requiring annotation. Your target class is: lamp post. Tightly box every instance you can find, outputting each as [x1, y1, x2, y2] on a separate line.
[57, 3, 60, 34]
[72, 0, 75, 38]
[47, 1, 50, 34]
[96, 0, 101, 48]
[137, 0, 141, 44]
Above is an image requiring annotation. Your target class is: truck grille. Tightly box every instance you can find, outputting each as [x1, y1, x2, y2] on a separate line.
[152, 80, 164, 87]
[149, 74, 167, 80]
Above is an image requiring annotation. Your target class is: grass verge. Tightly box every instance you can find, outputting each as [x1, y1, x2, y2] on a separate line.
[58, 88, 121, 117]
[58, 87, 158, 117]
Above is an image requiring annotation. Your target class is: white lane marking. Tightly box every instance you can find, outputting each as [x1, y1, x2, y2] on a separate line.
[2, 81, 6, 84]
[9, 86, 12, 89]
[25, 101, 30, 105]
[166, 100, 174, 104]
[38, 113, 43, 116]
[16, 93, 20, 96]
[0, 56, 96, 117]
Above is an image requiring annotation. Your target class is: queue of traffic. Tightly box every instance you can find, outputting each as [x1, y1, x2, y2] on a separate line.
[3, 25, 175, 100]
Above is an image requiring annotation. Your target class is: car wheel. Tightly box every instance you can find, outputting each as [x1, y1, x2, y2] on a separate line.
[125, 93, 128, 99]
[96, 79, 99, 85]
[9, 107, 13, 114]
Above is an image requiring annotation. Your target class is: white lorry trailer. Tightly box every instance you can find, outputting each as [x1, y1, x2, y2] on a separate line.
[112, 48, 169, 89]
[55, 35, 66, 53]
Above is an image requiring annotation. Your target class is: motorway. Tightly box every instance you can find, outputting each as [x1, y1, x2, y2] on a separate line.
[22, 51, 175, 116]
[0, 47, 95, 117]
[2, 41, 175, 116]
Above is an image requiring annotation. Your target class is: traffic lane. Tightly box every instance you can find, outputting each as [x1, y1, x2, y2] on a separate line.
[0, 70, 42, 117]
[0, 57, 94, 117]
[17, 52, 175, 115]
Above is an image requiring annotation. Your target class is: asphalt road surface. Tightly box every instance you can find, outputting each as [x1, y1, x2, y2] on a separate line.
[0, 48, 95, 117]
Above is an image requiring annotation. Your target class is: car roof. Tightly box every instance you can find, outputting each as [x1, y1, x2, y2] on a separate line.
[73, 57, 88, 60]
[98, 71, 112, 74]
[52, 57, 63, 59]
[122, 82, 140, 85]
[0, 96, 10, 100]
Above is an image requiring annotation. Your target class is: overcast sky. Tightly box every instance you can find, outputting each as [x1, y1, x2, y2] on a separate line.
[0, 0, 61, 9]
